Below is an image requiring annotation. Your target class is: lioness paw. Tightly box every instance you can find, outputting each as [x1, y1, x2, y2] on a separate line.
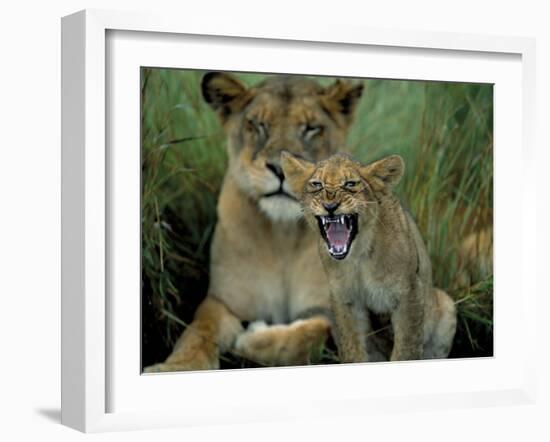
[142, 345, 220, 373]
[246, 320, 269, 332]
[233, 318, 329, 366]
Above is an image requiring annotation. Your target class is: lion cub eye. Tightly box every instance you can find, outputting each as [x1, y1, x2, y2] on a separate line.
[344, 180, 359, 189]
[308, 180, 323, 190]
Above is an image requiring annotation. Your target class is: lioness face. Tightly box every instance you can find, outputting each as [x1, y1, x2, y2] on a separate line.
[281, 153, 405, 260]
[202, 73, 363, 221]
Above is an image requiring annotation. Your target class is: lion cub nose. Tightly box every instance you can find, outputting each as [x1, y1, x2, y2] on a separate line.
[266, 161, 285, 182]
[323, 202, 340, 214]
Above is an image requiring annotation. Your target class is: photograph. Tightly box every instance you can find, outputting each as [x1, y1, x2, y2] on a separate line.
[140, 68, 494, 372]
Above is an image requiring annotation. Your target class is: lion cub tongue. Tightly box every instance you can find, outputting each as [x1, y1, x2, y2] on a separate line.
[326, 221, 350, 249]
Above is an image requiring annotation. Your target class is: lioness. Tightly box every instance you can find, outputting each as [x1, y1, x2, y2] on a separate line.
[281, 152, 457, 362]
[144, 73, 364, 371]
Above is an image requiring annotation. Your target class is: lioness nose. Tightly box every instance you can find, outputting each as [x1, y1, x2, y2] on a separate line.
[266, 161, 284, 181]
[323, 202, 340, 214]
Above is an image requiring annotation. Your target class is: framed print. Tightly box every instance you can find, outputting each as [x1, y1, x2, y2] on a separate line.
[61, 9, 537, 433]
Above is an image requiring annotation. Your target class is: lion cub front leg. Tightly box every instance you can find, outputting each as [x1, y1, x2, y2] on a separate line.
[330, 294, 369, 363]
[390, 285, 425, 361]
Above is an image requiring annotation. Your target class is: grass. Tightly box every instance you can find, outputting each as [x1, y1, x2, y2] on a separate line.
[141, 68, 493, 367]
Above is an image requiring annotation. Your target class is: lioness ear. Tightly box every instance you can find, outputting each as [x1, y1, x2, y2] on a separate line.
[322, 80, 364, 126]
[280, 151, 316, 196]
[201, 72, 249, 122]
[360, 155, 405, 191]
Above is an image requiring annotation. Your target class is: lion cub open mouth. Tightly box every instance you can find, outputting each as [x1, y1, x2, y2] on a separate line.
[316, 214, 358, 260]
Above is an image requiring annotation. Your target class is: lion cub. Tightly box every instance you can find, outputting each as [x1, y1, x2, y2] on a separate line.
[281, 152, 457, 362]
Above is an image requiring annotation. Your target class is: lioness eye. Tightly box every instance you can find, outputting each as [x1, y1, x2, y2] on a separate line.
[247, 119, 268, 139]
[301, 124, 323, 141]
[344, 180, 358, 189]
[309, 180, 323, 190]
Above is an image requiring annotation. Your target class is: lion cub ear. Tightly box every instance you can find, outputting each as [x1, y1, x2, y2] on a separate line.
[321, 80, 364, 126]
[360, 155, 405, 191]
[201, 72, 251, 122]
[280, 151, 316, 197]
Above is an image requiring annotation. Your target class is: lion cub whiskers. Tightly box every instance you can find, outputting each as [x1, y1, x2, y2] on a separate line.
[281, 152, 457, 362]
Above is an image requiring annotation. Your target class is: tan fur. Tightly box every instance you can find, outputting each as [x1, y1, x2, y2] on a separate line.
[281, 152, 457, 362]
[144, 73, 363, 372]
[431, 203, 493, 287]
[456, 226, 493, 287]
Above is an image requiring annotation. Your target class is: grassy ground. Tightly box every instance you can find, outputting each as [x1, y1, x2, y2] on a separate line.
[141, 68, 493, 368]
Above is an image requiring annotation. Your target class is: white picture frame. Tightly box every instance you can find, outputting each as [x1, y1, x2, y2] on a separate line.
[61, 9, 537, 433]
